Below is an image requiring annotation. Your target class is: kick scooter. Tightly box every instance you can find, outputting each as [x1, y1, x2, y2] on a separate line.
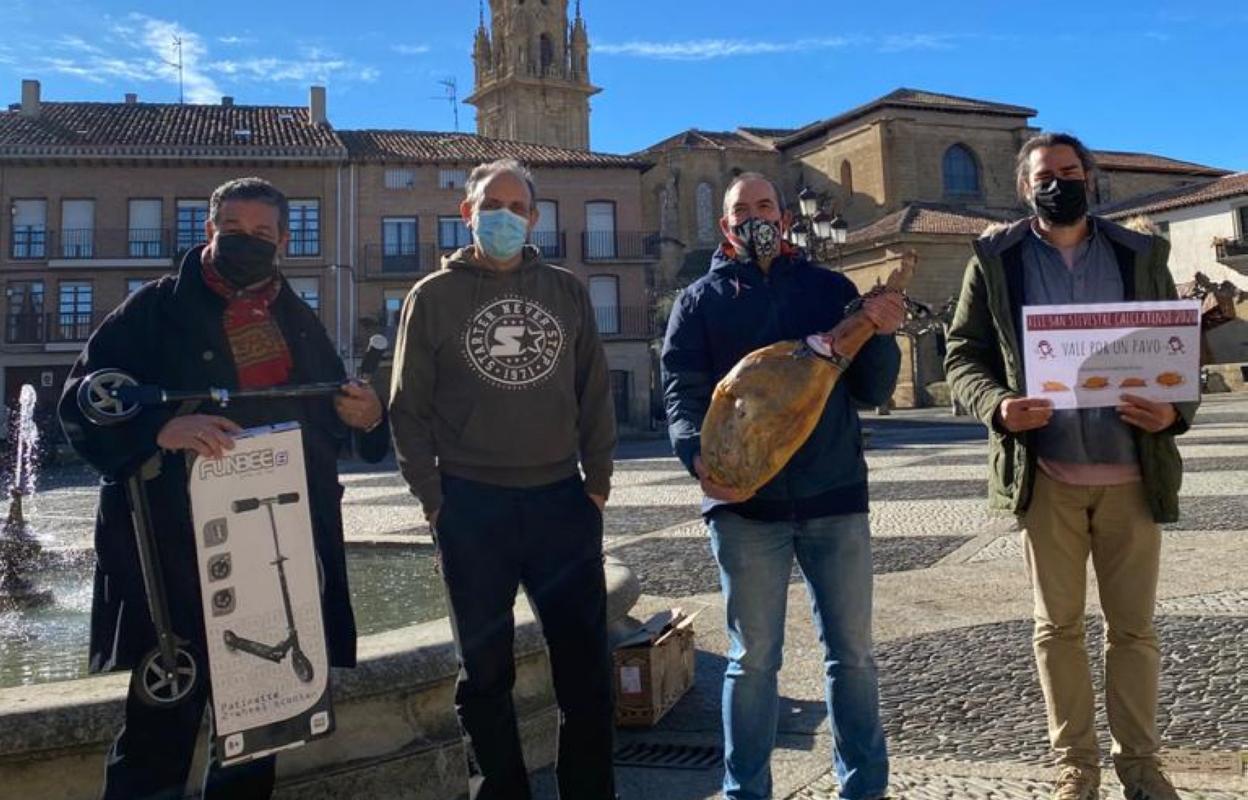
[221, 492, 314, 683]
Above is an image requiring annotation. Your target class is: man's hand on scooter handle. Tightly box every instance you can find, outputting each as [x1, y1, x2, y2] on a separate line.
[157, 415, 242, 459]
[334, 381, 384, 431]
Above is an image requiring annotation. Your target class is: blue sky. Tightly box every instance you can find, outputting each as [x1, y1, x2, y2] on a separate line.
[2, 0, 1245, 170]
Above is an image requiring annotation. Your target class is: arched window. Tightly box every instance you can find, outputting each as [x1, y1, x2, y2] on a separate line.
[696, 182, 716, 244]
[840, 160, 854, 198]
[539, 34, 554, 73]
[943, 144, 980, 196]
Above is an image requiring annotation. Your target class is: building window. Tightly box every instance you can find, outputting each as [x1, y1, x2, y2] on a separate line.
[1095, 175, 1112, 206]
[383, 289, 406, 331]
[57, 281, 93, 341]
[384, 168, 416, 189]
[128, 199, 163, 257]
[942, 144, 980, 197]
[1237, 206, 1248, 238]
[287, 277, 320, 311]
[840, 160, 854, 197]
[534, 200, 560, 257]
[588, 275, 620, 335]
[60, 199, 95, 258]
[176, 200, 209, 252]
[126, 278, 151, 297]
[438, 216, 472, 250]
[10, 200, 47, 259]
[6, 280, 44, 343]
[609, 370, 630, 425]
[585, 201, 617, 259]
[696, 183, 715, 244]
[438, 169, 467, 189]
[540, 34, 555, 74]
[287, 200, 320, 257]
[382, 217, 419, 272]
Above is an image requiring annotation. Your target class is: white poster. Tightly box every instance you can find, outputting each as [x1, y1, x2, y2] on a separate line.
[1022, 301, 1201, 410]
[189, 423, 333, 765]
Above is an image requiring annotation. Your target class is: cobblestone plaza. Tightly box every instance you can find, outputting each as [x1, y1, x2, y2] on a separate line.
[17, 395, 1247, 798]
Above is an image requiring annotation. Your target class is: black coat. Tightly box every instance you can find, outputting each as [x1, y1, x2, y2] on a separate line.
[58, 247, 389, 673]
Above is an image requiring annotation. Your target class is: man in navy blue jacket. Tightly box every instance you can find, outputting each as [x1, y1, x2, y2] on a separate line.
[662, 173, 902, 800]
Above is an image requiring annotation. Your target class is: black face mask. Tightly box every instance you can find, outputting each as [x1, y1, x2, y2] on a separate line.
[1032, 178, 1088, 226]
[731, 217, 782, 264]
[213, 233, 278, 288]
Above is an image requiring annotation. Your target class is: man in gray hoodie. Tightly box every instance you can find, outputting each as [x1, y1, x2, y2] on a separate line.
[389, 158, 616, 800]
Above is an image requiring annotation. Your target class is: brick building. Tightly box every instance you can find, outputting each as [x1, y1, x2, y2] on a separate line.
[0, 80, 658, 438]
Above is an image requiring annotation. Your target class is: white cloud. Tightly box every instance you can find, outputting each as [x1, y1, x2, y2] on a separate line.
[595, 36, 854, 61]
[876, 33, 960, 53]
[17, 16, 380, 100]
[392, 43, 431, 55]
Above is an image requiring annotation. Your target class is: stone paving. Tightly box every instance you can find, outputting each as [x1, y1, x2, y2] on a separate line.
[18, 394, 1247, 799]
[543, 394, 1246, 800]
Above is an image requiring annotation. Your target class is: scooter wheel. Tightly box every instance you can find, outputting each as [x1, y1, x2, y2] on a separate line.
[292, 649, 315, 684]
[135, 646, 200, 706]
[77, 370, 141, 426]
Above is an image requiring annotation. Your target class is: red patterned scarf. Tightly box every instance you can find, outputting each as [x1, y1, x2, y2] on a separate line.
[201, 254, 293, 389]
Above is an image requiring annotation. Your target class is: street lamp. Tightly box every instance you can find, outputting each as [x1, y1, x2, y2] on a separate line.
[328, 263, 357, 373]
[791, 187, 851, 270]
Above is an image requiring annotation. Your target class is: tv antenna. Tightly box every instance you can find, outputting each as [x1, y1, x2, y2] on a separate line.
[431, 78, 459, 132]
[165, 35, 185, 104]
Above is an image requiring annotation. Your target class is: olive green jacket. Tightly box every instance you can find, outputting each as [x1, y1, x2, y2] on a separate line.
[944, 216, 1198, 523]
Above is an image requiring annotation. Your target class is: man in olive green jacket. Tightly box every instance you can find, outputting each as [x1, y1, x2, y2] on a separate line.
[945, 133, 1197, 800]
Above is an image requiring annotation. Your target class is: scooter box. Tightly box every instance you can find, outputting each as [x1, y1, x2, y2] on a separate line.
[189, 422, 333, 766]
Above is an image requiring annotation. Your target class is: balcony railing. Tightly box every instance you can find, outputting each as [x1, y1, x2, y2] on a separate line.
[47, 312, 97, 343]
[532, 230, 567, 260]
[4, 312, 99, 345]
[362, 243, 442, 276]
[33, 229, 178, 261]
[581, 231, 660, 261]
[1215, 237, 1248, 260]
[593, 305, 657, 339]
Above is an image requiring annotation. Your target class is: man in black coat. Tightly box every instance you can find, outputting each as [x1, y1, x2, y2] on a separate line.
[58, 177, 388, 800]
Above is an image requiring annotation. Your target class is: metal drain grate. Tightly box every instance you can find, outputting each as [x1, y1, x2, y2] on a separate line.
[614, 742, 722, 770]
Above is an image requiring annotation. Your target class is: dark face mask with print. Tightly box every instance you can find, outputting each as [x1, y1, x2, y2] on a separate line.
[731, 217, 782, 264]
[213, 233, 279, 288]
[1032, 178, 1088, 226]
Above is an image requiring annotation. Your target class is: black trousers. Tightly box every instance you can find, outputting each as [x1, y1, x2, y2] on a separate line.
[100, 667, 276, 800]
[437, 474, 616, 800]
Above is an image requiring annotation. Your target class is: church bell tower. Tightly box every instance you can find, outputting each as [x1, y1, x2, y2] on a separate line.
[466, 0, 600, 151]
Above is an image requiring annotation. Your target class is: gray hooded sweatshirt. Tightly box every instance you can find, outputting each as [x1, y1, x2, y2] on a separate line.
[389, 244, 616, 515]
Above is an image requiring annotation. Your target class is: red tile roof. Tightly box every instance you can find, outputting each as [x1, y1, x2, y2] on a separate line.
[1093, 150, 1229, 176]
[847, 202, 1009, 246]
[341, 129, 648, 168]
[1100, 172, 1248, 219]
[0, 101, 344, 158]
[781, 88, 1037, 148]
[638, 128, 776, 154]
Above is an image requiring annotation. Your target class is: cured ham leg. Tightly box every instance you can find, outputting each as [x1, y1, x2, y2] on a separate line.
[701, 252, 917, 494]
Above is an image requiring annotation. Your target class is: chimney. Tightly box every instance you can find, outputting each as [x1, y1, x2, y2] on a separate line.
[309, 85, 326, 125]
[124, 93, 138, 104]
[20, 79, 40, 117]
[221, 96, 234, 107]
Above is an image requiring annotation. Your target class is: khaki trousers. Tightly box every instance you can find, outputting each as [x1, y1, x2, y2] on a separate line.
[1022, 471, 1162, 770]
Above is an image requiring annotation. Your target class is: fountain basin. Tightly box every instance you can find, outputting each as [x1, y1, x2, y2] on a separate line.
[0, 554, 639, 799]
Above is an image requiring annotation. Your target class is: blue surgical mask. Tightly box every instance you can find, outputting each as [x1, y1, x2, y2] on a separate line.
[473, 208, 529, 261]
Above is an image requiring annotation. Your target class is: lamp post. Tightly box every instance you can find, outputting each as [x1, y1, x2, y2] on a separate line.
[328, 263, 357, 374]
[792, 187, 849, 269]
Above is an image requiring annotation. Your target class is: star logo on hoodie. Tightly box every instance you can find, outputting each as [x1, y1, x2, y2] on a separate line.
[464, 296, 566, 389]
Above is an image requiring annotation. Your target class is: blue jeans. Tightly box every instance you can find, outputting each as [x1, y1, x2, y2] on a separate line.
[708, 510, 888, 800]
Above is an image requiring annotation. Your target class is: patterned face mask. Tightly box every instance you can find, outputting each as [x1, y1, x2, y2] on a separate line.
[731, 217, 782, 264]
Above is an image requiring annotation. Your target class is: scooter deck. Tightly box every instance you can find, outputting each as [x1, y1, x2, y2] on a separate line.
[188, 423, 333, 766]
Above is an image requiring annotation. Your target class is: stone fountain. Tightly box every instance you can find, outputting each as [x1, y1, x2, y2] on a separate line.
[0, 385, 52, 611]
